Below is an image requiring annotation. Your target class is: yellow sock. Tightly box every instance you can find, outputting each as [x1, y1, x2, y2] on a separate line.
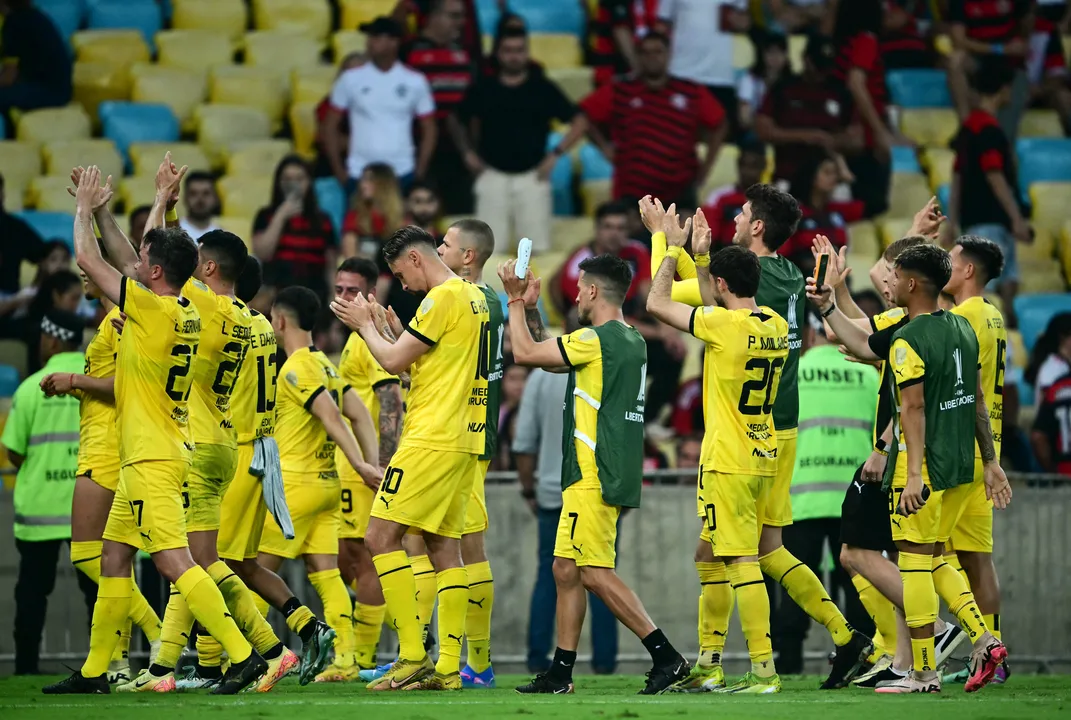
[761, 546, 853, 646]
[71, 540, 103, 580]
[727, 561, 775, 676]
[196, 629, 223, 669]
[253, 593, 271, 619]
[156, 587, 193, 669]
[128, 585, 162, 643]
[82, 576, 131, 677]
[465, 561, 493, 673]
[373, 551, 424, 662]
[945, 552, 971, 588]
[411, 554, 437, 628]
[696, 561, 731, 665]
[354, 602, 386, 668]
[176, 566, 252, 664]
[111, 620, 131, 664]
[931, 556, 988, 642]
[71, 541, 163, 643]
[983, 614, 1001, 642]
[207, 561, 280, 656]
[852, 574, 897, 653]
[434, 566, 468, 676]
[899, 552, 938, 672]
[309, 568, 356, 667]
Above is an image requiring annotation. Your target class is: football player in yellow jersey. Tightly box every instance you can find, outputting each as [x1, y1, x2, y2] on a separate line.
[333, 258, 404, 672]
[941, 236, 1009, 684]
[45, 164, 265, 695]
[330, 226, 489, 692]
[256, 287, 382, 682]
[647, 205, 788, 694]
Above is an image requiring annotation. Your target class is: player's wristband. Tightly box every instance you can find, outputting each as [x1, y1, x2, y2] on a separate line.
[992, 43, 1004, 56]
[694, 252, 710, 268]
[507, 298, 524, 307]
[875, 438, 888, 456]
[821, 303, 836, 318]
[165, 206, 179, 222]
[665, 246, 683, 261]
[520, 487, 536, 500]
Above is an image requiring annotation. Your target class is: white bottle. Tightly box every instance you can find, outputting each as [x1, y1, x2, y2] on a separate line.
[515, 237, 532, 278]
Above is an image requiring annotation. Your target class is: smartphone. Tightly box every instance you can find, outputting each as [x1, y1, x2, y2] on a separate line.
[896, 485, 931, 516]
[815, 253, 830, 289]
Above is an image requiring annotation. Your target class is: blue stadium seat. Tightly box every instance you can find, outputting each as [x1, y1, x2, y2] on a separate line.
[38, 0, 84, 46]
[1016, 138, 1071, 195]
[99, 101, 179, 169]
[937, 183, 950, 212]
[0, 365, 20, 398]
[886, 69, 952, 108]
[314, 178, 346, 238]
[1015, 293, 1071, 354]
[87, 0, 162, 50]
[546, 132, 574, 216]
[892, 146, 921, 173]
[476, 0, 584, 36]
[579, 143, 612, 181]
[14, 211, 75, 251]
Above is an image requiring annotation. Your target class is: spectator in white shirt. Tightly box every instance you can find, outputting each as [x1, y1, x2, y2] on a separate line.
[322, 16, 437, 196]
[178, 171, 220, 241]
[1026, 312, 1071, 405]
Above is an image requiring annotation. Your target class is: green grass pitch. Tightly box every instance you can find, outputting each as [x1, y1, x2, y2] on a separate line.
[3, 674, 1070, 720]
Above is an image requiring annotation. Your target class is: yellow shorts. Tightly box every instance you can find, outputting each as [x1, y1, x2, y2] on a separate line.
[103, 460, 190, 554]
[704, 470, 772, 557]
[463, 459, 492, 535]
[369, 446, 479, 539]
[78, 453, 121, 492]
[554, 481, 620, 568]
[889, 457, 942, 545]
[762, 428, 796, 527]
[217, 443, 267, 561]
[259, 472, 340, 559]
[950, 459, 993, 552]
[339, 478, 375, 540]
[183, 443, 238, 533]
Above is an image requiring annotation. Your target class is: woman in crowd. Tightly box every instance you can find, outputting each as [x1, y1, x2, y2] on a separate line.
[737, 32, 790, 138]
[783, 152, 864, 273]
[1026, 312, 1071, 406]
[340, 162, 405, 268]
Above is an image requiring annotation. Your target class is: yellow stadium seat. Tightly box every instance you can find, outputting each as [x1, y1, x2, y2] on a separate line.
[888, 172, 934, 218]
[921, 147, 955, 192]
[217, 175, 274, 218]
[196, 105, 273, 168]
[129, 142, 213, 176]
[29, 176, 78, 211]
[156, 30, 234, 75]
[333, 30, 367, 62]
[340, 0, 395, 30]
[209, 66, 288, 132]
[732, 33, 754, 69]
[71, 30, 150, 66]
[844, 253, 875, 288]
[43, 139, 124, 180]
[1019, 259, 1067, 294]
[252, 0, 331, 44]
[72, 62, 132, 123]
[879, 217, 913, 249]
[0, 340, 27, 382]
[1020, 109, 1063, 138]
[245, 31, 323, 71]
[1017, 229, 1055, 266]
[699, 144, 740, 201]
[215, 216, 255, 247]
[131, 64, 207, 134]
[292, 65, 338, 105]
[847, 221, 881, 260]
[172, 0, 248, 45]
[16, 105, 92, 146]
[1030, 182, 1071, 238]
[117, 175, 159, 211]
[548, 66, 593, 104]
[788, 34, 806, 73]
[550, 217, 592, 254]
[900, 108, 959, 148]
[529, 34, 582, 70]
[0, 141, 42, 206]
[289, 101, 319, 158]
[226, 140, 294, 177]
[1061, 220, 1071, 282]
[579, 179, 612, 217]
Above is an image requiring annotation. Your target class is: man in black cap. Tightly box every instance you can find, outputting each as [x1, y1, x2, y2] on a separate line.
[754, 34, 862, 189]
[322, 16, 438, 196]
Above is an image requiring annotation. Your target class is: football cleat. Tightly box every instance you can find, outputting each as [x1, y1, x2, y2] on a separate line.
[875, 673, 940, 694]
[252, 648, 299, 692]
[460, 664, 496, 689]
[515, 673, 574, 694]
[42, 671, 110, 694]
[720, 672, 782, 694]
[365, 656, 435, 691]
[821, 631, 873, 689]
[116, 667, 176, 693]
[403, 671, 462, 691]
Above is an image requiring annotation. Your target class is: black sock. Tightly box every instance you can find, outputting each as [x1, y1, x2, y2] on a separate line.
[642, 629, 679, 666]
[263, 643, 283, 661]
[547, 647, 577, 683]
[149, 663, 173, 676]
[281, 596, 302, 619]
[196, 663, 223, 679]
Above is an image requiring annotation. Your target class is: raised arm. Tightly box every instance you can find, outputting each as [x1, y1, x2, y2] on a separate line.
[806, 275, 879, 361]
[644, 200, 697, 332]
[72, 167, 123, 306]
[499, 262, 570, 370]
[341, 387, 380, 469]
[145, 152, 188, 232]
[310, 391, 381, 489]
[644, 196, 705, 307]
[69, 166, 139, 277]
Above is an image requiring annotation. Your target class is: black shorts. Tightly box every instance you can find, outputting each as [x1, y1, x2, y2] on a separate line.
[840, 464, 895, 553]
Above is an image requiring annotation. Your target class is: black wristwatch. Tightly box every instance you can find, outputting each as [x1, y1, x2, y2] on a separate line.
[821, 303, 836, 318]
[875, 438, 888, 455]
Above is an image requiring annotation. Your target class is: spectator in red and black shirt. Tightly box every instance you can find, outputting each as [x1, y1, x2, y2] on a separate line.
[701, 139, 769, 247]
[580, 32, 725, 209]
[1030, 1, 1071, 134]
[403, 0, 477, 214]
[880, 0, 936, 68]
[756, 34, 860, 190]
[784, 152, 864, 274]
[252, 156, 338, 310]
[587, 0, 661, 86]
[946, 0, 1031, 139]
[831, 0, 893, 218]
[1032, 371, 1071, 477]
[393, 0, 483, 70]
[950, 58, 1029, 327]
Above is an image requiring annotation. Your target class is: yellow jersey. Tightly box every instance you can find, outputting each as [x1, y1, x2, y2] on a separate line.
[870, 307, 909, 443]
[402, 277, 489, 454]
[690, 305, 789, 476]
[952, 296, 1006, 457]
[338, 331, 399, 438]
[182, 278, 253, 448]
[232, 310, 278, 444]
[115, 276, 201, 466]
[78, 305, 121, 463]
[275, 346, 347, 476]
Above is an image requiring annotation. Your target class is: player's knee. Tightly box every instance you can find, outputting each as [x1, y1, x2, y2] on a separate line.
[552, 557, 580, 587]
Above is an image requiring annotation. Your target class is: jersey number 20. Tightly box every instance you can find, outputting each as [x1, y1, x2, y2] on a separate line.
[738, 357, 784, 415]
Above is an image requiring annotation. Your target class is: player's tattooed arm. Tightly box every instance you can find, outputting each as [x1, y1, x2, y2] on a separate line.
[974, 379, 997, 464]
[525, 307, 549, 342]
[375, 383, 403, 462]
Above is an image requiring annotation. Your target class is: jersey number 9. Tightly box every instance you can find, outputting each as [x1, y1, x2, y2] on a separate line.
[165, 344, 196, 402]
[738, 357, 784, 415]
